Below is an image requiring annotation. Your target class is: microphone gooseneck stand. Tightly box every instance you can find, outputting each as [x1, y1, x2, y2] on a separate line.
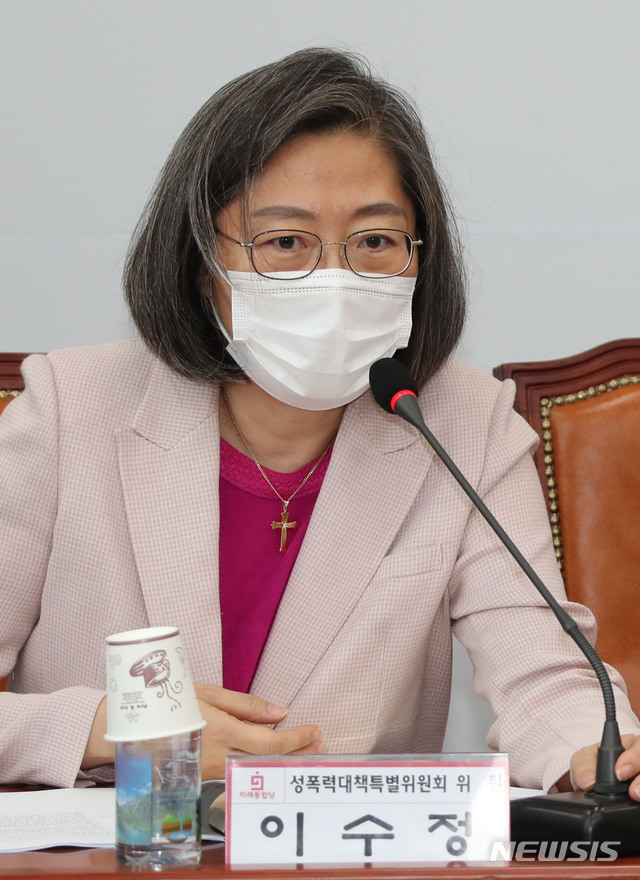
[369, 357, 640, 857]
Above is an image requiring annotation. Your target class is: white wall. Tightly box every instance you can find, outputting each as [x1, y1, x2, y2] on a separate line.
[2, 0, 638, 751]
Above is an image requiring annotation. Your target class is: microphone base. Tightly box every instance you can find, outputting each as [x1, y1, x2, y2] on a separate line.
[511, 791, 640, 857]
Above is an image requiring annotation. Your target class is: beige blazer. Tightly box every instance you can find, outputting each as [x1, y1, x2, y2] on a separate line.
[1, 340, 638, 789]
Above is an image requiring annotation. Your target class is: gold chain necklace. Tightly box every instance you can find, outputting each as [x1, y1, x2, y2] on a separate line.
[221, 390, 333, 554]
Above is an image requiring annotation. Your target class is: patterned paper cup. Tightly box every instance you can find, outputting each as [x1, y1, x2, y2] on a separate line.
[105, 626, 205, 742]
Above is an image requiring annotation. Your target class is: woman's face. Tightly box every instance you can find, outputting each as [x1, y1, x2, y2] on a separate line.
[211, 129, 419, 336]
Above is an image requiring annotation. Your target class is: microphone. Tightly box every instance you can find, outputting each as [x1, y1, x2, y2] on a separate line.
[369, 356, 640, 856]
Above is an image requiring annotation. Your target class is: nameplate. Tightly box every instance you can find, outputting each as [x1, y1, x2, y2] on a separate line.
[226, 753, 509, 865]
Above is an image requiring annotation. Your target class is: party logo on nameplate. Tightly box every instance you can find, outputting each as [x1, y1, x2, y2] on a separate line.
[226, 753, 509, 865]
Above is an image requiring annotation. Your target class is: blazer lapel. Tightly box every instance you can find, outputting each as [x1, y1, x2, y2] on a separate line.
[116, 360, 223, 683]
[252, 391, 436, 707]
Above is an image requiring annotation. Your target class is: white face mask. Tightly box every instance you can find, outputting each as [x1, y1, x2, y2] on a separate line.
[218, 269, 416, 410]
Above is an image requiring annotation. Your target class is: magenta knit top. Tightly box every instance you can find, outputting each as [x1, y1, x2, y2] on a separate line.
[219, 437, 332, 692]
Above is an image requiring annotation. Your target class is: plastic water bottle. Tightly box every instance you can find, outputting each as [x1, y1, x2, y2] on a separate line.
[115, 729, 201, 866]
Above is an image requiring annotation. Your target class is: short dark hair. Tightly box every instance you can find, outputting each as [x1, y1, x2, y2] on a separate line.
[123, 47, 466, 389]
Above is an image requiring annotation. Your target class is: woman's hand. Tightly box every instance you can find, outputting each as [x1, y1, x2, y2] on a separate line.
[570, 734, 640, 800]
[81, 685, 325, 778]
[195, 683, 325, 780]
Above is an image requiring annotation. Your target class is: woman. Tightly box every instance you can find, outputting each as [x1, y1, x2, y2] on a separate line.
[1, 47, 639, 794]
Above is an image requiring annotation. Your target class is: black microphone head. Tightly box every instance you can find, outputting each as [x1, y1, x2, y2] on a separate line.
[369, 357, 419, 413]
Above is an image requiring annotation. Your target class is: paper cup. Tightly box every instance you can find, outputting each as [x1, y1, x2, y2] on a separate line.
[105, 626, 205, 742]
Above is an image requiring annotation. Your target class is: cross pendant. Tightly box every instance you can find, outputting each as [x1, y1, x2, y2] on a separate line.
[271, 502, 297, 553]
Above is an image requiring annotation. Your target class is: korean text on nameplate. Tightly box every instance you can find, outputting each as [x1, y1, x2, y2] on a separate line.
[226, 753, 509, 865]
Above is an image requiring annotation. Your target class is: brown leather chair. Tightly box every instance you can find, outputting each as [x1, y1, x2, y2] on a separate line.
[0, 353, 30, 691]
[494, 338, 640, 715]
[0, 353, 27, 415]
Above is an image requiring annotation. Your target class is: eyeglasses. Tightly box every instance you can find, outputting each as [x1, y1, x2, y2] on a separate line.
[216, 228, 423, 280]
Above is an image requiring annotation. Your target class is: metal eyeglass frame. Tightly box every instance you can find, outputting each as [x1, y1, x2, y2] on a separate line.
[216, 228, 423, 279]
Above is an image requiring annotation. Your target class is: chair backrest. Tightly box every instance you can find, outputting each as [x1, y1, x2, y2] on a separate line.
[494, 338, 640, 714]
[0, 353, 30, 691]
[0, 353, 28, 415]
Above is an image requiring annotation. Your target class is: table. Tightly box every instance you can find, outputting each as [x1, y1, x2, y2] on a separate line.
[1, 846, 640, 879]
[2, 785, 639, 879]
